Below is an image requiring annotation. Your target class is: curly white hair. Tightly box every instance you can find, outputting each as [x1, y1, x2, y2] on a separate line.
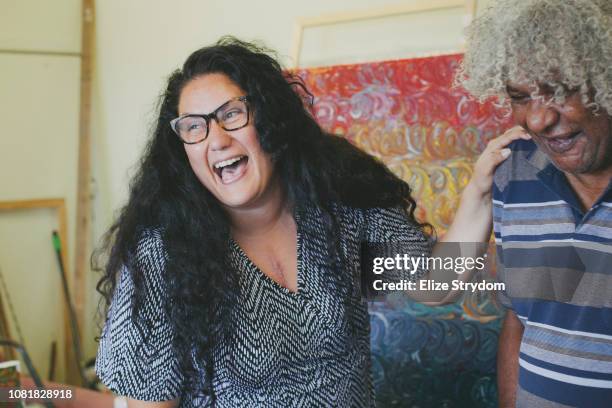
[456, 0, 612, 114]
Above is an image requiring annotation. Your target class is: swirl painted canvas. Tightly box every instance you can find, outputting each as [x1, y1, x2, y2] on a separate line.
[296, 54, 514, 407]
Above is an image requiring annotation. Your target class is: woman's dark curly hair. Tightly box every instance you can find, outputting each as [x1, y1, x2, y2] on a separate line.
[95, 36, 424, 401]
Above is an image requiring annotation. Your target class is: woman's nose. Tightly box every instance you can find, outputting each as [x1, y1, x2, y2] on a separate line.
[207, 120, 232, 151]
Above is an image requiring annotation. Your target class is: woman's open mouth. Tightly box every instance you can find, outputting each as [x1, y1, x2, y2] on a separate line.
[214, 155, 249, 184]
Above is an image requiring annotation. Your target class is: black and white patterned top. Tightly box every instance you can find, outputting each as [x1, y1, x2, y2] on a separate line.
[96, 205, 429, 407]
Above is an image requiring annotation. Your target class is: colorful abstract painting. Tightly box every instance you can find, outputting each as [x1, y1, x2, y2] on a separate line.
[296, 55, 514, 407]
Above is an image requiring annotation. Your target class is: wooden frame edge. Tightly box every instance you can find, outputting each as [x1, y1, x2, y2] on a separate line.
[73, 0, 95, 367]
[0, 198, 74, 383]
[290, 0, 478, 68]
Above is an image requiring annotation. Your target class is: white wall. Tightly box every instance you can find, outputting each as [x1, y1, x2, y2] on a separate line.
[0, 0, 82, 383]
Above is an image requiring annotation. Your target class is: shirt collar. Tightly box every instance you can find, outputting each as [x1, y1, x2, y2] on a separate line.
[526, 145, 612, 210]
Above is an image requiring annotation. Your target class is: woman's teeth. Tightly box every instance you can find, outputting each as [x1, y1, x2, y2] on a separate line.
[214, 156, 245, 169]
[214, 156, 248, 183]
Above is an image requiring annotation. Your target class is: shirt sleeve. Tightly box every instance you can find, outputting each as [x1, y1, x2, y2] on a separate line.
[95, 230, 184, 401]
[363, 206, 432, 280]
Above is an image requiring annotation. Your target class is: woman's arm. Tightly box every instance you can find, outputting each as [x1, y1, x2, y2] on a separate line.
[443, 126, 530, 243]
[96, 232, 184, 404]
[422, 127, 530, 304]
[363, 127, 529, 304]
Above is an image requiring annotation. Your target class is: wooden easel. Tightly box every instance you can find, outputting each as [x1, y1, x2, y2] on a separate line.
[73, 0, 95, 366]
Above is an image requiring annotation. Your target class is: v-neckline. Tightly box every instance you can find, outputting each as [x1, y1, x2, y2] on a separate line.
[230, 210, 303, 296]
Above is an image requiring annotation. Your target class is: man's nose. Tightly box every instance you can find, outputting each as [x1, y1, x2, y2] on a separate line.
[208, 120, 232, 151]
[525, 98, 560, 134]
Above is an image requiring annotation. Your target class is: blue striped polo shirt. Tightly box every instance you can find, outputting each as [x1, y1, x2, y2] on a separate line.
[493, 139, 612, 407]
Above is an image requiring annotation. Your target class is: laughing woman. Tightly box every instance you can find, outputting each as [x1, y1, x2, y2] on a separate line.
[95, 38, 527, 407]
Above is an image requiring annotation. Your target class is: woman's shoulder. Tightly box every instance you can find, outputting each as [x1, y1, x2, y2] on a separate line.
[113, 227, 168, 299]
[135, 227, 165, 252]
[300, 202, 366, 230]
[133, 227, 168, 268]
[332, 202, 368, 223]
[102, 227, 171, 344]
[332, 203, 411, 224]
[362, 205, 429, 243]
[301, 202, 427, 244]
[96, 227, 183, 402]
[303, 202, 416, 228]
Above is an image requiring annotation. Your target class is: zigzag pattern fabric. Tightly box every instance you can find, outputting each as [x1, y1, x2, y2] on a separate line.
[96, 205, 429, 407]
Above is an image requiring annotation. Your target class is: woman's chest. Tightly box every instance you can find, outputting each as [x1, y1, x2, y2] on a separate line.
[212, 209, 369, 389]
[236, 236, 298, 293]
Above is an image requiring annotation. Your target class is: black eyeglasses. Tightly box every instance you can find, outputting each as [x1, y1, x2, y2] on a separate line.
[170, 96, 249, 144]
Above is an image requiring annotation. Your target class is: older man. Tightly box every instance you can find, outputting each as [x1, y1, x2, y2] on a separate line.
[458, 0, 612, 406]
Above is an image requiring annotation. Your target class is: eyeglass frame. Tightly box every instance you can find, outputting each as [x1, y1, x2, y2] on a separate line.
[170, 95, 250, 145]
